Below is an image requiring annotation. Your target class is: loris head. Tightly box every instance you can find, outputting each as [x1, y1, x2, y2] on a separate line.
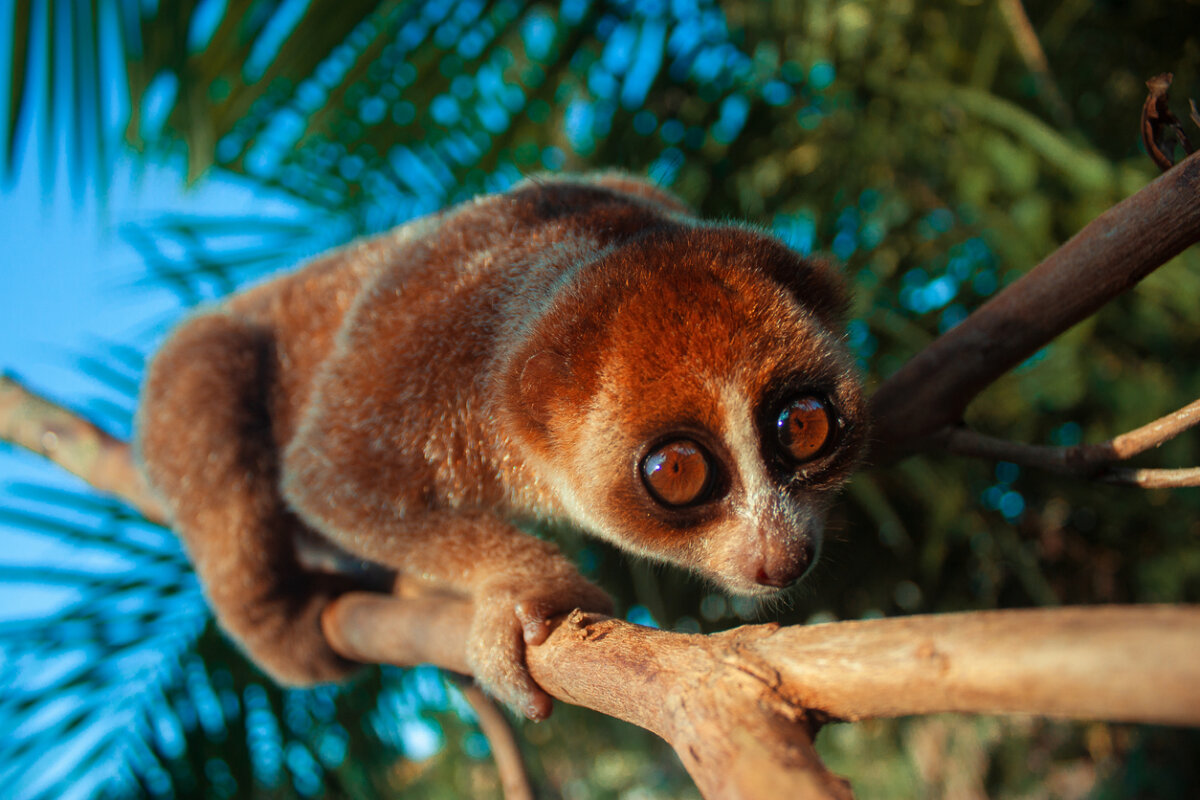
[505, 224, 866, 597]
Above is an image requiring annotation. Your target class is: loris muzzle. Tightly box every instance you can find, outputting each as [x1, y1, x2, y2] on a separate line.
[136, 173, 866, 719]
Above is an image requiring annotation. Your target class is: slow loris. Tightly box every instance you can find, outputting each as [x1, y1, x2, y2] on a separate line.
[136, 173, 866, 719]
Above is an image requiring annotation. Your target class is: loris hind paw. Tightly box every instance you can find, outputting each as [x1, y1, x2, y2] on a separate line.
[466, 575, 612, 720]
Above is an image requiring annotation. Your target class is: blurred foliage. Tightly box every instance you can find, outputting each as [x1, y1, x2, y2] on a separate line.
[3, 0, 1200, 798]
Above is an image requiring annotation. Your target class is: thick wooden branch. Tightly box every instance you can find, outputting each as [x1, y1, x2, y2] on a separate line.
[323, 592, 851, 799]
[869, 149, 1200, 458]
[931, 397, 1200, 486]
[325, 595, 1200, 727]
[324, 592, 1200, 799]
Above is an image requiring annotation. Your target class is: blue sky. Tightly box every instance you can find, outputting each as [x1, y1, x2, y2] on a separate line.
[0, 88, 343, 799]
[0, 124, 301, 614]
[0, 134, 451, 795]
[0, 149, 161, 623]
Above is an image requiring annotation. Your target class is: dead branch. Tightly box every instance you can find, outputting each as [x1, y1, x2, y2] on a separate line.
[869, 149, 1200, 458]
[324, 592, 1200, 799]
[930, 397, 1200, 485]
[1101, 467, 1200, 489]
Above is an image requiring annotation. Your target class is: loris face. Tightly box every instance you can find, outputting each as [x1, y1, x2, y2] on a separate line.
[512, 225, 866, 596]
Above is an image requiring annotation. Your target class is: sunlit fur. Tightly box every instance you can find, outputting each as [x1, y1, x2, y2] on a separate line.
[135, 173, 865, 718]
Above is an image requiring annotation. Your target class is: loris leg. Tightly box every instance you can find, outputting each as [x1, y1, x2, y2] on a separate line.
[137, 313, 358, 684]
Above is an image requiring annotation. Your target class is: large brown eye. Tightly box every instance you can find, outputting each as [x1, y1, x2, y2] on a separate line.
[777, 396, 834, 463]
[641, 439, 712, 507]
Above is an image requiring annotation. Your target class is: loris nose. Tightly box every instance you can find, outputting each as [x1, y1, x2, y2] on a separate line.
[754, 538, 815, 588]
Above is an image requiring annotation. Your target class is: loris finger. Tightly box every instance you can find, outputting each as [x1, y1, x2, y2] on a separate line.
[468, 606, 555, 720]
[514, 584, 613, 646]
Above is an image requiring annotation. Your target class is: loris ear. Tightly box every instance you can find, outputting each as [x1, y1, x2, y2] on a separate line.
[508, 348, 572, 445]
[761, 254, 851, 332]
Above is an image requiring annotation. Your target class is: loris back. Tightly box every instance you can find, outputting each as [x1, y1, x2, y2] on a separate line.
[136, 173, 865, 719]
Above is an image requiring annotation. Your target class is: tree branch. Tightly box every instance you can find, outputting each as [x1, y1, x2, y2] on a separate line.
[1102, 396, 1200, 458]
[869, 149, 1200, 458]
[0, 374, 165, 521]
[323, 592, 1200, 798]
[996, 0, 1072, 126]
[325, 595, 1200, 727]
[323, 592, 852, 800]
[1101, 467, 1200, 489]
[453, 679, 536, 800]
[929, 397, 1200, 485]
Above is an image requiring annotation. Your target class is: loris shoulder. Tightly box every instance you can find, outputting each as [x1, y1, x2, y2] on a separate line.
[136, 173, 866, 719]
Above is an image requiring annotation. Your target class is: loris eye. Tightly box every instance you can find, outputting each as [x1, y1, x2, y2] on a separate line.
[641, 439, 713, 507]
[776, 396, 835, 463]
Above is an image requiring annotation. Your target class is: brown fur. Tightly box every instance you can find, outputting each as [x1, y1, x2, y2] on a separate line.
[136, 173, 865, 719]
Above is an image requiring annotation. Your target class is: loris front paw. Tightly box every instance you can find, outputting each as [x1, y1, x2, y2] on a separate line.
[466, 573, 613, 720]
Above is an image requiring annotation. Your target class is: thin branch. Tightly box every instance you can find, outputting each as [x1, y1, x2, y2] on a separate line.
[1103, 467, 1200, 489]
[870, 149, 1200, 458]
[1107, 396, 1200, 458]
[996, 0, 1072, 125]
[930, 397, 1200, 485]
[0, 374, 165, 521]
[453, 679, 536, 800]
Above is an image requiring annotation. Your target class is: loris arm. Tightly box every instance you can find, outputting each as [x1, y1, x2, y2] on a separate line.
[281, 413, 611, 720]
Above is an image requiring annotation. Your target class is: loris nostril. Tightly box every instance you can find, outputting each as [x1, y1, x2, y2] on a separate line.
[755, 542, 815, 588]
[755, 567, 792, 588]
